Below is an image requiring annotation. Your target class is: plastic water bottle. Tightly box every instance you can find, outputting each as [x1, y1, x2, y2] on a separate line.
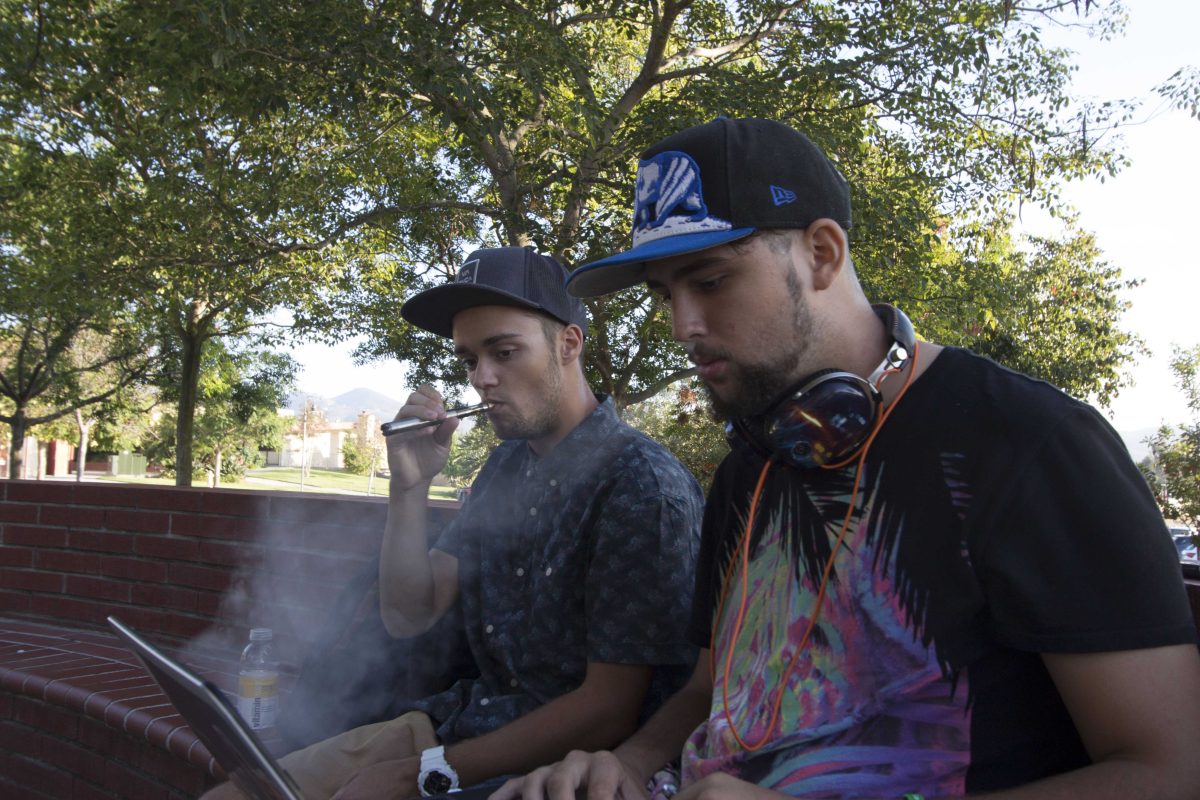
[237, 628, 279, 731]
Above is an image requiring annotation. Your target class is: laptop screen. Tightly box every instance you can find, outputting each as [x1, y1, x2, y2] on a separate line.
[107, 615, 304, 800]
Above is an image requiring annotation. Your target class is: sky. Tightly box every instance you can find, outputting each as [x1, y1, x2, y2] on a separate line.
[292, 1, 1200, 437]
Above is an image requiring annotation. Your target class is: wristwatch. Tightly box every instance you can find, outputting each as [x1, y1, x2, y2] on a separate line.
[418, 745, 461, 796]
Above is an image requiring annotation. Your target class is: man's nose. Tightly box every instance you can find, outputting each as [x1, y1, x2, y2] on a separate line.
[670, 295, 706, 342]
[470, 359, 499, 390]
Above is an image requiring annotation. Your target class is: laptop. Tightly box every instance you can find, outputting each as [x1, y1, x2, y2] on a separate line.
[107, 615, 305, 800]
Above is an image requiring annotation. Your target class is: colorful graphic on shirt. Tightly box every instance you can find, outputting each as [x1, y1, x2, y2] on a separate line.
[683, 461, 971, 798]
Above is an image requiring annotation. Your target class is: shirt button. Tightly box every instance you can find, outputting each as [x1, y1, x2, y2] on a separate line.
[480, 698, 490, 706]
[485, 624, 494, 634]
[545, 567, 553, 576]
[516, 567, 525, 577]
[549, 479, 558, 487]
[526, 469, 533, 477]
[510, 678, 519, 687]
[529, 507, 537, 516]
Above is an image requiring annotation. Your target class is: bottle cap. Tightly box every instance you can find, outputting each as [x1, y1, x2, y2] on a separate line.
[249, 628, 273, 642]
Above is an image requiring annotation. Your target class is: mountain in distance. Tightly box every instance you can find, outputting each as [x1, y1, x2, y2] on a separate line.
[1118, 427, 1158, 464]
[287, 387, 401, 423]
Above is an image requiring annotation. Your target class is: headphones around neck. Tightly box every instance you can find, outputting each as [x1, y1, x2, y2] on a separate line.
[728, 304, 917, 470]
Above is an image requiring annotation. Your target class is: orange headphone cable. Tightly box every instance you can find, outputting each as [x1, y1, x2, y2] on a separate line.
[711, 340, 921, 752]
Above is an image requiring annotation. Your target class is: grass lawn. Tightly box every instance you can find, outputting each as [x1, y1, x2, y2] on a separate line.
[99, 469, 460, 500]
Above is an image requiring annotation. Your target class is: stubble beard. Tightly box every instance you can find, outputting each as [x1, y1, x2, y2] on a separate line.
[490, 350, 565, 442]
[703, 267, 814, 420]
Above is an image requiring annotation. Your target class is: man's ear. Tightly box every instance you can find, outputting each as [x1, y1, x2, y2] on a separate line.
[560, 323, 585, 364]
[804, 219, 848, 291]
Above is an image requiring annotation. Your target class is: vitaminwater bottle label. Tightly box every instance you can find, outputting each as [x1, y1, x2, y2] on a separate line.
[237, 673, 278, 730]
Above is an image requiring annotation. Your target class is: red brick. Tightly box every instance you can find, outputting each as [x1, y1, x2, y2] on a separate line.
[102, 756, 176, 799]
[0, 590, 31, 614]
[134, 535, 201, 561]
[51, 736, 109, 783]
[13, 696, 80, 740]
[104, 508, 170, 535]
[5, 481, 74, 504]
[155, 614, 211, 640]
[197, 539, 260, 567]
[65, 575, 132, 603]
[199, 490, 272, 518]
[0, 718, 35, 756]
[301, 524, 381, 554]
[73, 483, 203, 512]
[38, 505, 106, 528]
[77, 715, 138, 761]
[68, 530, 136, 554]
[31, 595, 105, 624]
[98, 556, 168, 583]
[268, 495, 328, 522]
[0, 545, 34, 567]
[34, 549, 100, 575]
[171, 513, 260, 541]
[71, 778, 119, 800]
[2, 524, 68, 547]
[167, 563, 233, 592]
[0, 568, 64, 593]
[2, 751, 74, 798]
[0, 501, 40, 523]
[131, 584, 199, 613]
[195, 590, 225, 618]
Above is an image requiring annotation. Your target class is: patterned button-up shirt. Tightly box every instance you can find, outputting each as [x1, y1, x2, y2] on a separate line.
[410, 396, 703, 742]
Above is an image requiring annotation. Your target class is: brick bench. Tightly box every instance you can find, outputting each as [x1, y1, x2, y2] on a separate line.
[0, 618, 230, 797]
[0, 479, 458, 799]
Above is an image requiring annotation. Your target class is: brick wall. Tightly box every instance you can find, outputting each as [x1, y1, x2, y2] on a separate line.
[0, 480, 459, 663]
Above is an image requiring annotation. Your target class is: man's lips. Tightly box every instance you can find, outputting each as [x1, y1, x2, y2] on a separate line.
[691, 357, 727, 382]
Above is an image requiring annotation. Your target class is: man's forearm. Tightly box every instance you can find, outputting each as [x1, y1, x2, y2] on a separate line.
[613, 678, 711, 783]
[446, 667, 652, 787]
[378, 481, 438, 636]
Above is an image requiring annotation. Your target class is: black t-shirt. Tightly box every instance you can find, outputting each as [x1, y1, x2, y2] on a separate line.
[683, 347, 1196, 797]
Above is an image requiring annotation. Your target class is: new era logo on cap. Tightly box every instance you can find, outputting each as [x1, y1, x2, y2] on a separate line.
[770, 185, 797, 206]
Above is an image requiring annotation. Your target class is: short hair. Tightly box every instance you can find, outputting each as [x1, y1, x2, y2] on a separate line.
[537, 314, 588, 367]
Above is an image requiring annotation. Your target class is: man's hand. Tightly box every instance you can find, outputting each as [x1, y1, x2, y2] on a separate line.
[387, 384, 461, 493]
[489, 750, 647, 800]
[331, 755, 421, 800]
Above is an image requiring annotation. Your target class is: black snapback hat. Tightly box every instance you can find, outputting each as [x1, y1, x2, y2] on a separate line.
[567, 117, 852, 297]
[401, 246, 587, 339]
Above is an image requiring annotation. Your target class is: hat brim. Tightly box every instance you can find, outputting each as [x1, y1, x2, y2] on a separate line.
[400, 284, 555, 338]
[567, 227, 756, 297]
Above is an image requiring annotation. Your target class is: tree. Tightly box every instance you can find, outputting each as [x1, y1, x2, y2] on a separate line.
[443, 418, 500, 489]
[143, 343, 295, 484]
[0, 258, 156, 479]
[341, 436, 377, 477]
[0, 1, 416, 484]
[1145, 346, 1200, 530]
[285, 0, 1158, 411]
[624, 382, 730, 490]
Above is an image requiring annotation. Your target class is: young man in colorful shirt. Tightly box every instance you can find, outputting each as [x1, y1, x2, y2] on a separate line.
[492, 118, 1200, 799]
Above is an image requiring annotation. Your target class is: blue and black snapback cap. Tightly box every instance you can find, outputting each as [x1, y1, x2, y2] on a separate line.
[401, 246, 587, 338]
[567, 117, 852, 297]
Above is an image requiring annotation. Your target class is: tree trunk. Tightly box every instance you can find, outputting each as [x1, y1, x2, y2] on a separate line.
[8, 408, 28, 480]
[213, 447, 222, 486]
[175, 330, 205, 487]
[74, 408, 91, 483]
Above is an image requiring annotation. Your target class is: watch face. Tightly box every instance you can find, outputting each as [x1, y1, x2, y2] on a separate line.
[423, 771, 454, 796]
